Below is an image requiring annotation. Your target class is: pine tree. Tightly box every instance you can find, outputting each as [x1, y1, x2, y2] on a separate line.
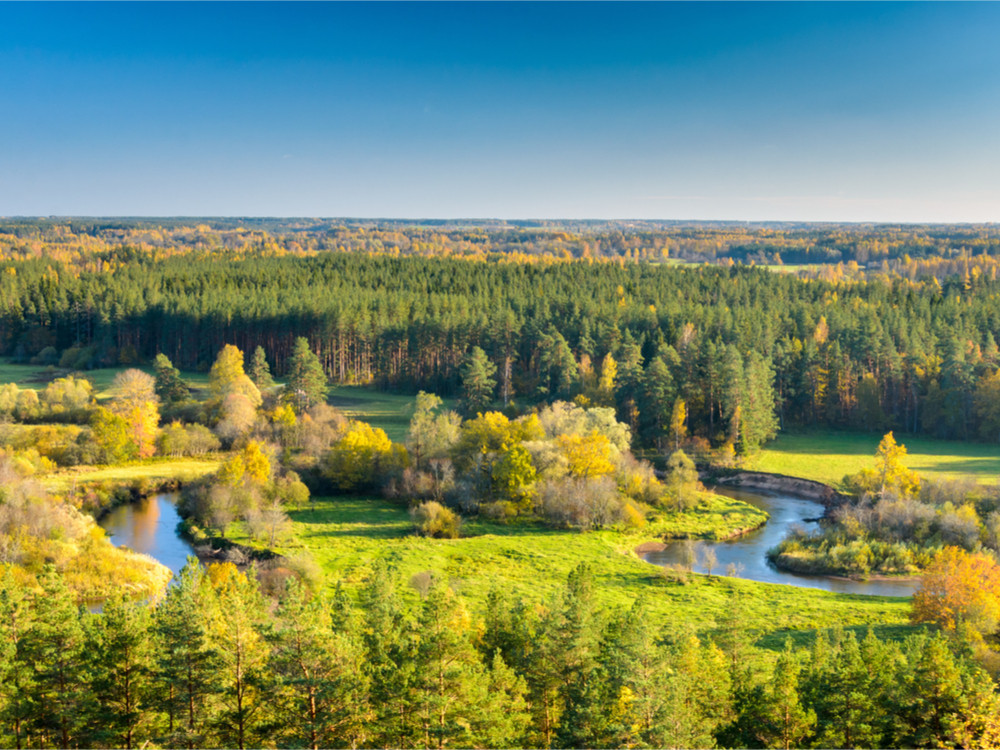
[284, 338, 327, 412]
[247, 346, 275, 391]
[459, 346, 496, 417]
[207, 564, 271, 750]
[270, 579, 369, 750]
[90, 591, 154, 749]
[153, 353, 190, 405]
[24, 569, 89, 749]
[153, 561, 218, 749]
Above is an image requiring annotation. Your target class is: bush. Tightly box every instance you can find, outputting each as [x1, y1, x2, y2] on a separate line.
[536, 475, 624, 530]
[411, 500, 461, 539]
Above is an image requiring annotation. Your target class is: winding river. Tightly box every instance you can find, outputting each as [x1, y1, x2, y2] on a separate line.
[99, 489, 916, 598]
[642, 486, 916, 597]
[99, 493, 198, 580]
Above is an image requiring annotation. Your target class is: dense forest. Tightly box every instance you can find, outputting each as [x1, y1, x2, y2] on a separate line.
[1, 222, 999, 448]
[2, 562, 999, 750]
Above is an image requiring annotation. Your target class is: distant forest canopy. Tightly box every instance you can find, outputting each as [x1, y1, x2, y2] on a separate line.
[2, 230, 1000, 445]
[3, 217, 1000, 273]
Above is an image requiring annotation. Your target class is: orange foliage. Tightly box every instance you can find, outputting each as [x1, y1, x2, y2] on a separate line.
[912, 547, 1000, 639]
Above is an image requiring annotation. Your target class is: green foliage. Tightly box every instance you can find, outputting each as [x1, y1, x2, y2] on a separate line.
[283, 337, 327, 413]
[460, 346, 496, 417]
[153, 353, 190, 405]
[91, 406, 139, 463]
[664, 449, 699, 511]
[247, 346, 275, 391]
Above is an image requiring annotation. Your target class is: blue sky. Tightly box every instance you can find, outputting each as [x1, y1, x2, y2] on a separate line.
[1, 2, 998, 221]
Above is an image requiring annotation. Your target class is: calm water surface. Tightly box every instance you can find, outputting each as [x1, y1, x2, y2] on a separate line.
[99, 493, 197, 580]
[642, 486, 916, 598]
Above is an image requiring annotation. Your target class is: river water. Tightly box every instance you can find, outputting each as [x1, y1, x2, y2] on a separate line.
[642, 486, 917, 598]
[99, 493, 198, 580]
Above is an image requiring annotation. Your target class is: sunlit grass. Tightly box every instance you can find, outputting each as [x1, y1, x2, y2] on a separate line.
[221, 495, 912, 644]
[754, 430, 1000, 487]
[44, 456, 222, 491]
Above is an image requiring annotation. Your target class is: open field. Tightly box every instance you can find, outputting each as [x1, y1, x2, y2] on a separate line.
[0, 359, 212, 400]
[44, 456, 222, 492]
[221, 495, 911, 646]
[328, 384, 455, 442]
[754, 430, 1000, 487]
[646, 491, 769, 540]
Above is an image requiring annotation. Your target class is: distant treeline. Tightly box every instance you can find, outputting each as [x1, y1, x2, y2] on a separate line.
[4, 217, 1000, 267]
[2, 252, 1000, 445]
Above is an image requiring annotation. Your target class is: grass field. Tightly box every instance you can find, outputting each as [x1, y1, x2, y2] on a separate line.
[0, 359, 212, 400]
[220, 495, 911, 646]
[754, 430, 1000, 487]
[328, 385, 456, 442]
[44, 457, 222, 491]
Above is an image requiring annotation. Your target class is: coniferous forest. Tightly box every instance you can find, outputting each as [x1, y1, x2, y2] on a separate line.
[2, 220, 1000, 447]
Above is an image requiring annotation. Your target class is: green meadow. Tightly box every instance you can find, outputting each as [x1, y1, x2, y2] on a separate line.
[328, 384, 456, 442]
[44, 456, 222, 492]
[220, 495, 911, 646]
[754, 430, 1000, 487]
[0, 359, 212, 400]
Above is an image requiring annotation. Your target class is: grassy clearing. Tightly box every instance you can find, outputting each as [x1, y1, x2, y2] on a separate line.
[0, 359, 211, 400]
[223, 495, 911, 644]
[754, 430, 1000, 487]
[44, 457, 222, 491]
[646, 492, 769, 540]
[328, 385, 456, 442]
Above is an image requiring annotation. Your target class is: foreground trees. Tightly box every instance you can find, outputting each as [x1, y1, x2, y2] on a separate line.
[1, 562, 999, 749]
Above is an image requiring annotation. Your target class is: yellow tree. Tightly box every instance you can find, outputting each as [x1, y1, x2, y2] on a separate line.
[556, 430, 618, 478]
[323, 420, 407, 490]
[209, 345, 262, 408]
[874, 432, 920, 498]
[597, 354, 617, 406]
[912, 547, 1000, 642]
[110, 369, 159, 459]
[669, 398, 687, 451]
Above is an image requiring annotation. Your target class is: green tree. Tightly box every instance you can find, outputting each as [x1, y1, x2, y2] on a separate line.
[247, 346, 275, 391]
[460, 346, 496, 417]
[153, 561, 218, 749]
[207, 564, 271, 750]
[270, 579, 369, 750]
[91, 406, 139, 464]
[741, 350, 779, 453]
[490, 444, 537, 513]
[153, 353, 190, 405]
[284, 338, 327, 412]
[24, 569, 89, 749]
[664, 449, 699, 511]
[90, 591, 154, 750]
[406, 391, 460, 469]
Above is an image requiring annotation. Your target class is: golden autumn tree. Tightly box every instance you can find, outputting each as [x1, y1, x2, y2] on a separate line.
[556, 430, 618, 478]
[912, 547, 1000, 642]
[322, 420, 407, 490]
[110, 368, 159, 459]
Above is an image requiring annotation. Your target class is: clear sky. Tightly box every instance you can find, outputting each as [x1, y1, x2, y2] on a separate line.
[1, 1, 999, 222]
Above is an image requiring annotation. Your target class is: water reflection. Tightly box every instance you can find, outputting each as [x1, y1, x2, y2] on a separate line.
[642, 487, 916, 598]
[99, 493, 197, 580]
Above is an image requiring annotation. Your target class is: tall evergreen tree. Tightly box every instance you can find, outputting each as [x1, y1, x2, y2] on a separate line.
[153, 353, 190, 405]
[283, 337, 328, 412]
[247, 346, 275, 391]
[152, 561, 218, 749]
[459, 346, 496, 417]
[89, 591, 154, 749]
